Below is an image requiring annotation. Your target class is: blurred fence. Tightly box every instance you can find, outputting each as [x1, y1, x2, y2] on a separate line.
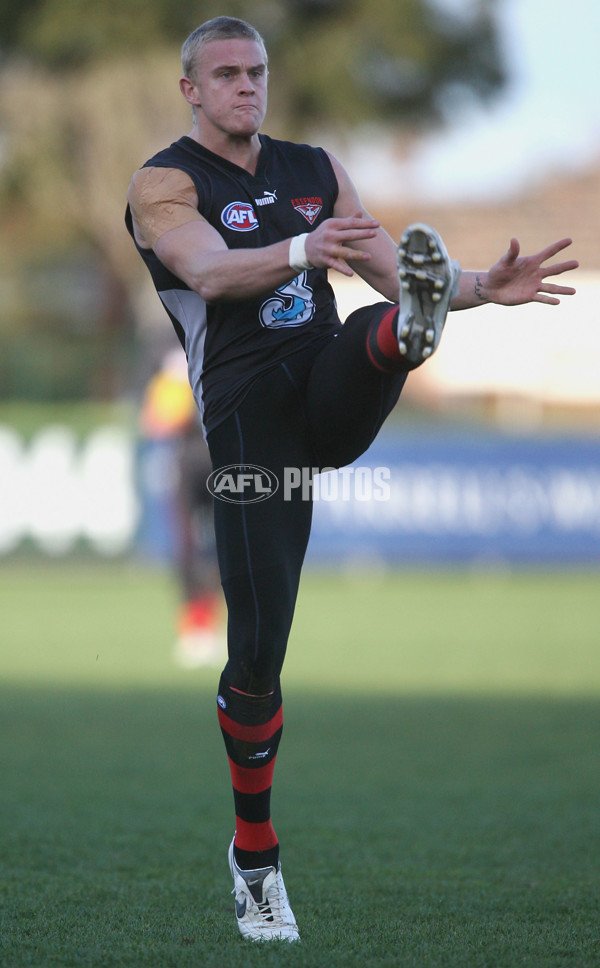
[307, 431, 600, 566]
[1, 423, 599, 565]
[0, 424, 137, 556]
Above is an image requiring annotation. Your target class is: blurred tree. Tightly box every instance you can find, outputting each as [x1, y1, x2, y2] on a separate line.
[1, 0, 505, 125]
[271, 0, 505, 131]
[0, 51, 188, 396]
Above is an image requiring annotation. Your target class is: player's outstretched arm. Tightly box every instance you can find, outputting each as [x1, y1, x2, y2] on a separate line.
[451, 237, 578, 311]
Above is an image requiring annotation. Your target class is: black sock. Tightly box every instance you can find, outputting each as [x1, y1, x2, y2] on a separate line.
[234, 842, 280, 871]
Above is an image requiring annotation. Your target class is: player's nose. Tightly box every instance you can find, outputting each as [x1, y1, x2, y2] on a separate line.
[240, 72, 257, 93]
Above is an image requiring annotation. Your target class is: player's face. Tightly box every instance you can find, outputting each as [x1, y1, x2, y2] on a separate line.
[189, 39, 268, 138]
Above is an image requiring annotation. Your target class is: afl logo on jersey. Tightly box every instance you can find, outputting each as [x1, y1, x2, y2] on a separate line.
[221, 201, 259, 232]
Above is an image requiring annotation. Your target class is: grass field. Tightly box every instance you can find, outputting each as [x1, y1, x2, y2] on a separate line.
[1, 563, 599, 967]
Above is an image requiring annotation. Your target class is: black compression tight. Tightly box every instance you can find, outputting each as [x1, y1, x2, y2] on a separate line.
[206, 302, 407, 694]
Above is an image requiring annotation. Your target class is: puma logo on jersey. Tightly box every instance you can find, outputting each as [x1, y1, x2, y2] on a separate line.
[255, 190, 277, 207]
[291, 196, 323, 225]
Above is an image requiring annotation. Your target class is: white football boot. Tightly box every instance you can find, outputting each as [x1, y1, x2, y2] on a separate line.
[396, 223, 462, 366]
[228, 838, 300, 942]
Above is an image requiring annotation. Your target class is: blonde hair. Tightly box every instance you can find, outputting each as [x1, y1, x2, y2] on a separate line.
[181, 16, 267, 78]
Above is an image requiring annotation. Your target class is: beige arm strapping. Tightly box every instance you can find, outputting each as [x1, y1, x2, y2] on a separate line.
[127, 167, 203, 249]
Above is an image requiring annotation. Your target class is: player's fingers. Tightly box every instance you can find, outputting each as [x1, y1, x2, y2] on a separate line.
[318, 242, 371, 263]
[341, 245, 372, 261]
[505, 237, 520, 262]
[336, 226, 380, 244]
[338, 232, 379, 247]
[541, 259, 579, 277]
[535, 237, 574, 264]
[539, 282, 577, 296]
[315, 229, 377, 258]
[330, 258, 354, 277]
[332, 216, 380, 232]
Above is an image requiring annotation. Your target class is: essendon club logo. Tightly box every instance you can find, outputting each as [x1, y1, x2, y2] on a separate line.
[221, 201, 259, 232]
[291, 197, 323, 225]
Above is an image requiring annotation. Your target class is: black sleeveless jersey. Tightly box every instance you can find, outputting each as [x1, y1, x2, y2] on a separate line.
[125, 133, 342, 435]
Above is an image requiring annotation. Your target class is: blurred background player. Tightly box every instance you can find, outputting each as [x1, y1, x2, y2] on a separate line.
[139, 347, 224, 667]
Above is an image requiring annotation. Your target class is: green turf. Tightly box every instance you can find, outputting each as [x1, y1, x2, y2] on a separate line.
[1, 564, 599, 967]
[2, 563, 599, 695]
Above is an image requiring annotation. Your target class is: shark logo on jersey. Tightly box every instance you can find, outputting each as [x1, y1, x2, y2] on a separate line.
[259, 272, 316, 330]
[221, 201, 259, 232]
[291, 196, 323, 225]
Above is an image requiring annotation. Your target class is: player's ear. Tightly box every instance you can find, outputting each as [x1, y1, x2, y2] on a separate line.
[180, 76, 201, 107]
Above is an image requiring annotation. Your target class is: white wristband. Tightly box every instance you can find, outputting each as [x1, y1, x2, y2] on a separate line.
[288, 233, 313, 273]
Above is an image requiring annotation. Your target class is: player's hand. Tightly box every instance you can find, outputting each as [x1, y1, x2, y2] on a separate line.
[483, 237, 578, 306]
[305, 212, 380, 277]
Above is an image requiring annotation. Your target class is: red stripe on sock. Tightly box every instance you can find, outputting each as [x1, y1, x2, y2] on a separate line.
[228, 756, 276, 794]
[235, 818, 278, 853]
[218, 704, 283, 743]
[376, 306, 400, 361]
